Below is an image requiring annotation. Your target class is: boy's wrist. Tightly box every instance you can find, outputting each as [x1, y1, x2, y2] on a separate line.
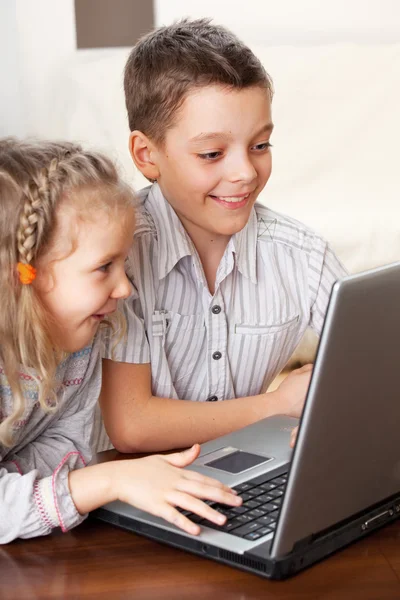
[261, 390, 280, 418]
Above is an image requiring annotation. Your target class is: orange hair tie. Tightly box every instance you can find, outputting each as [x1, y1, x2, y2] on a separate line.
[17, 262, 37, 285]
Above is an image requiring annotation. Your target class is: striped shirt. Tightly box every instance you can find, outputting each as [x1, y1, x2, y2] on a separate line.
[103, 183, 347, 403]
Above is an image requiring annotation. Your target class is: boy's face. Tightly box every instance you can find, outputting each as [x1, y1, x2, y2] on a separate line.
[151, 84, 273, 245]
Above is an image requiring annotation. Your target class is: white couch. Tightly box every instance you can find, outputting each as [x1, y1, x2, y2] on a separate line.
[48, 42, 400, 361]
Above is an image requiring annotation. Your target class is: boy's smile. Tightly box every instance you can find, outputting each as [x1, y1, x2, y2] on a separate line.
[148, 84, 273, 251]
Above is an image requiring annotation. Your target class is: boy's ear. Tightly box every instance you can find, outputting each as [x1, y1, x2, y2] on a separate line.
[129, 131, 160, 180]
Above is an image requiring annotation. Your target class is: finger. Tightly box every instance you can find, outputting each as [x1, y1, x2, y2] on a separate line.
[163, 444, 201, 468]
[159, 504, 201, 536]
[183, 469, 238, 494]
[175, 479, 242, 506]
[296, 363, 313, 374]
[290, 426, 298, 448]
[166, 492, 228, 527]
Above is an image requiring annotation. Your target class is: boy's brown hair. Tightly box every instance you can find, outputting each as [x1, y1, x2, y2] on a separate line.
[124, 18, 273, 145]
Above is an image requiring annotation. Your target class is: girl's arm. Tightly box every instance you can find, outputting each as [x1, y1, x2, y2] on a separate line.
[1, 416, 240, 543]
[0, 454, 86, 544]
[0, 383, 100, 543]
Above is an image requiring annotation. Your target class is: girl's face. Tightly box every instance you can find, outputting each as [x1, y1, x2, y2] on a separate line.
[35, 204, 134, 353]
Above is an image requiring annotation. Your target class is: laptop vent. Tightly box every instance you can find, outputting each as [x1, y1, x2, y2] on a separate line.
[219, 550, 270, 574]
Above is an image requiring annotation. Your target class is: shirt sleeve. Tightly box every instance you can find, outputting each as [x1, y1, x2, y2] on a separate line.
[307, 239, 348, 335]
[0, 360, 101, 544]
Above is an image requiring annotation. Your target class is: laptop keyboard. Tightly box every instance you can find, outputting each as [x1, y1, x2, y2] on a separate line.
[182, 472, 288, 542]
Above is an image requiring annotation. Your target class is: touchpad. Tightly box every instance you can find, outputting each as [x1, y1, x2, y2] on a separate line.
[205, 450, 272, 474]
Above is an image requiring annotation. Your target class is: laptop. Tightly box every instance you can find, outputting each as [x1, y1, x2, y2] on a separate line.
[94, 261, 400, 579]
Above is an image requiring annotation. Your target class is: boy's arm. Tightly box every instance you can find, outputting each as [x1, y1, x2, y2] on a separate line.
[100, 359, 311, 453]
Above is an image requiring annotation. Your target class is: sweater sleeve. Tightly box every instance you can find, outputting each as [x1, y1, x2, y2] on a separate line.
[0, 357, 101, 544]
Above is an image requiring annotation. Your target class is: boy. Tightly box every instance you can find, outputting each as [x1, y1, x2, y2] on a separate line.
[97, 19, 346, 453]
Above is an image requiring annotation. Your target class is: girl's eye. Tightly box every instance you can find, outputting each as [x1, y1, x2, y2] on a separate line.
[98, 262, 112, 273]
[198, 151, 222, 161]
[252, 141, 273, 151]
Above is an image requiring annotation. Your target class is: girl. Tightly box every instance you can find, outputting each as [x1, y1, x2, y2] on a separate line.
[0, 138, 241, 544]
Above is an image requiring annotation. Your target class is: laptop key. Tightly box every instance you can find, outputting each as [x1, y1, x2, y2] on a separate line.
[271, 477, 287, 486]
[247, 508, 266, 519]
[257, 526, 273, 536]
[259, 515, 274, 526]
[244, 531, 263, 541]
[201, 518, 243, 533]
[255, 494, 275, 503]
[259, 482, 278, 491]
[230, 506, 249, 515]
[220, 519, 243, 532]
[233, 482, 255, 492]
[231, 521, 264, 538]
[236, 514, 253, 523]
[244, 499, 262, 509]
[270, 496, 282, 507]
[262, 503, 280, 512]
[216, 510, 238, 520]
[239, 492, 254, 502]
[269, 489, 284, 498]
[245, 486, 264, 497]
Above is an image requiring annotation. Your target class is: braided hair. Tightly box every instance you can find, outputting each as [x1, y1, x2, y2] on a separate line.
[0, 138, 134, 447]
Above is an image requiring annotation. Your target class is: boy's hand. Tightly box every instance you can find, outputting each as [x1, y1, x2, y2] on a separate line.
[271, 364, 313, 419]
[290, 425, 299, 448]
[113, 444, 242, 535]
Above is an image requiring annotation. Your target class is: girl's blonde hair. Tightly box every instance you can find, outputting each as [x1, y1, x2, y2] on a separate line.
[0, 138, 135, 447]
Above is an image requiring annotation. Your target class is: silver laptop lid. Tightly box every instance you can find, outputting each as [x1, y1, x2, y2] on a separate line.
[271, 262, 400, 558]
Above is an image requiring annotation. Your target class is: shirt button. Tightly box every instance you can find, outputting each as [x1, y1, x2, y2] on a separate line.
[207, 395, 218, 402]
[212, 351, 222, 360]
[211, 305, 221, 314]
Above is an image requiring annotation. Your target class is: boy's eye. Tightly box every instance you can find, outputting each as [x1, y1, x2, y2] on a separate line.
[198, 151, 222, 161]
[98, 262, 112, 273]
[252, 141, 273, 151]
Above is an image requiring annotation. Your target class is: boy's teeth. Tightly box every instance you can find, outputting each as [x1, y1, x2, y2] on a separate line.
[215, 194, 249, 203]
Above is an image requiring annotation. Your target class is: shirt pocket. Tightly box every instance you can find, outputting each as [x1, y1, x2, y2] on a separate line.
[234, 314, 300, 336]
[232, 315, 301, 397]
[155, 311, 206, 386]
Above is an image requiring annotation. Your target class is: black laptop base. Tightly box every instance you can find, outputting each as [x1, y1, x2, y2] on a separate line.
[93, 492, 400, 580]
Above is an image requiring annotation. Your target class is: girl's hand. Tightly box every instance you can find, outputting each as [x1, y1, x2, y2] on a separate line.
[113, 444, 242, 535]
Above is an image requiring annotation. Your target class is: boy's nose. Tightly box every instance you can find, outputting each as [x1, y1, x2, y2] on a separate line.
[112, 272, 132, 300]
[227, 154, 257, 184]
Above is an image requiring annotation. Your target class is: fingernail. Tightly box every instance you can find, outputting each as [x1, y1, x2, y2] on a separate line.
[218, 515, 226, 524]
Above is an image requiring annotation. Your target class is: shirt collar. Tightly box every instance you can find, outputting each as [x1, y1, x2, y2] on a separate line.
[232, 207, 258, 285]
[145, 184, 258, 284]
[146, 184, 195, 280]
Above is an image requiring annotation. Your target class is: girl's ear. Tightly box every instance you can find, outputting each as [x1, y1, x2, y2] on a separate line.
[129, 131, 160, 181]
